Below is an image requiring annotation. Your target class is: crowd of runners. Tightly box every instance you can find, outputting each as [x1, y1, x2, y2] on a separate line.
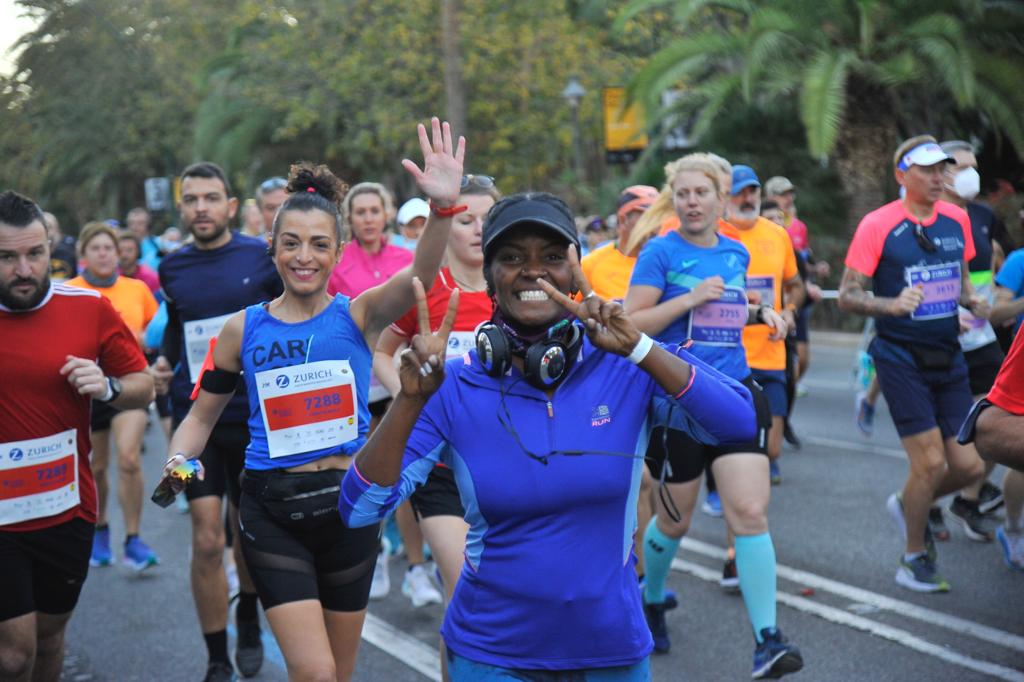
[1, 118, 1023, 682]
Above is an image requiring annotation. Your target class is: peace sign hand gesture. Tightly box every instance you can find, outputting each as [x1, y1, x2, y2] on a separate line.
[535, 246, 643, 356]
[398, 277, 460, 400]
[402, 117, 466, 207]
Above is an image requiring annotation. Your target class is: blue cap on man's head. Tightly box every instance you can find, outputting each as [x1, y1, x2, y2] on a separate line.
[731, 165, 761, 195]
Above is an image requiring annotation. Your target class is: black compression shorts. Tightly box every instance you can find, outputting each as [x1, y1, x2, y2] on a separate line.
[410, 466, 465, 520]
[238, 468, 379, 611]
[645, 376, 771, 484]
[173, 419, 248, 507]
[0, 518, 93, 621]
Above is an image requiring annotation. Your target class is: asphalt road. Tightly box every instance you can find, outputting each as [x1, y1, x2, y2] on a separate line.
[60, 332, 1024, 681]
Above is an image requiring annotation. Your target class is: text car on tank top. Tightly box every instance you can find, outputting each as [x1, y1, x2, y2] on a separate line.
[241, 296, 371, 470]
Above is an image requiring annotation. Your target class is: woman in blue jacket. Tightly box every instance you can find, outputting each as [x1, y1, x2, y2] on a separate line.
[339, 192, 756, 681]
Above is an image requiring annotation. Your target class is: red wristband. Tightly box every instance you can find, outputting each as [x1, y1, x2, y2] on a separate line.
[429, 201, 468, 218]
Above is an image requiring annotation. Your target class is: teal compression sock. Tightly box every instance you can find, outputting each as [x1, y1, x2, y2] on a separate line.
[642, 518, 681, 604]
[734, 532, 777, 643]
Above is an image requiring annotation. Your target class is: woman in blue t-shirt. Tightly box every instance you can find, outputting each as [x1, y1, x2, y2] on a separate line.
[623, 154, 803, 679]
[157, 118, 465, 681]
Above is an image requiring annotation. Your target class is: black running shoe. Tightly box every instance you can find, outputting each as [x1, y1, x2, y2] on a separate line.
[203, 662, 237, 682]
[643, 601, 672, 653]
[978, 481, 1004, 515]
[948, 495, 995, 542]
[235, 617, 263, 678]
[721, 557, 740, 593]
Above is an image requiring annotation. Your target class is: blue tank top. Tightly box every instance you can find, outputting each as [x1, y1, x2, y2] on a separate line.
[241, 296, 371, 470]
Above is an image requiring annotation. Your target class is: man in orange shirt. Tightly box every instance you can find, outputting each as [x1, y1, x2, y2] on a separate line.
[581, 185, 659, 300]
[723, 165, 804, 483]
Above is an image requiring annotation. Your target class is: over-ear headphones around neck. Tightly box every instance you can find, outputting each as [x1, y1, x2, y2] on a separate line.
[475, 322, 584, 390]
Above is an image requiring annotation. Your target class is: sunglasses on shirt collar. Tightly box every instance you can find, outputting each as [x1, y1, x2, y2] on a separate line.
[914, 223, 938, 253]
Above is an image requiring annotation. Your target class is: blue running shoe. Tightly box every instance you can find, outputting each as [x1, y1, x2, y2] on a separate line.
[701, 490, 723, 518]
[90, 526, 112, 567]
[895, 553, 949, 593]
[769, 461, 781, 486]
[752, 627, 803, 679]
[855, 390, 875, 436]
[996, 526, 1024, 572]
[643, 601, 672, 653]
[123, 536, 159, 572]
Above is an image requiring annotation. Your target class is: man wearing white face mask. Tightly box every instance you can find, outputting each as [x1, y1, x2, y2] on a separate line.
[930, 140, 1009, 540]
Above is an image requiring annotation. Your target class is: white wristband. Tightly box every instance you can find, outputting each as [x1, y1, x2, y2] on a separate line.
[99, 378, 114, 402]
[626, 333, 654, 365]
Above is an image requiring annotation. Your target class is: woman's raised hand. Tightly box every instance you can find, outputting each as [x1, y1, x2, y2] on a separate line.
[401, 117, 465, 207]
[535, 246, 642, 356]
[398, 277, 460, 399]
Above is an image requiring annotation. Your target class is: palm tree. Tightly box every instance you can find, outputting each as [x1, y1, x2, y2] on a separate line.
[621, 0, 1024, 231]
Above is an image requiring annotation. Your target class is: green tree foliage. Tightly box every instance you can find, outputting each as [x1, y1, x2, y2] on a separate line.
[619, 0, 1024, 231]
[0, 0, 672, 227]
[0, 0, 232, 225]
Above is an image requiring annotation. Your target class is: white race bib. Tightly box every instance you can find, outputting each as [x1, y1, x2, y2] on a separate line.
[687, 286, 747, 347]
[746, 275, 776, 308]
[445, 331, 477, 357]
[255, 360, 358, 458]
[959, 282, 997, 351]
[183, 313, 235, 382]
[0, 430, 79, 525]
[906, 262, 961, 321]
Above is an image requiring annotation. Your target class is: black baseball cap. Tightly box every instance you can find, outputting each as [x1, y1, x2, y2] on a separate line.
[482, 192, 580, 260]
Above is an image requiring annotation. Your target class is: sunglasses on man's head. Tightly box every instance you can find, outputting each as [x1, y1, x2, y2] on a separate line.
[259, 177, 288, 193]
[914, 224, 938, 253]
[461, 174, 495, 190]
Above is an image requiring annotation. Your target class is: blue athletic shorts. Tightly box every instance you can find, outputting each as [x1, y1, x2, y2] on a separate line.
[750, 369, 788, 418]
[446, 650, 651, 681]
[869, 336, 972, 439]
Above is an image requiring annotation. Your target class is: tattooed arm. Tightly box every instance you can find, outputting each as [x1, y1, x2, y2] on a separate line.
[837, 267, 923, 318]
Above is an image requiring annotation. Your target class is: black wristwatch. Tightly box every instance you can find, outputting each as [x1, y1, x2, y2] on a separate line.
[101, 377, 123, 403]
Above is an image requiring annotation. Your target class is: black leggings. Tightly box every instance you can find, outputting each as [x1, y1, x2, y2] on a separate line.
[238, 468, 379, 611]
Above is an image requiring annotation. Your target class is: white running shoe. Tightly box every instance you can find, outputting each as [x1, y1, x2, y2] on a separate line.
[369, 538, 391, 600]
[402, 563, 443, 607]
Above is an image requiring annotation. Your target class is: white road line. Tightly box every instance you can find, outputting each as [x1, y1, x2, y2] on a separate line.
[679, 538, 1024, 654]
[362, 613, 441, 681]
[673, 559, 1024, 682]
[800, 377, 855, 391]
[798, 434, 905, 459]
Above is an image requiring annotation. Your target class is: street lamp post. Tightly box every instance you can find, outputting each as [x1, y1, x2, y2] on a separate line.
[561, 75, 586, 182]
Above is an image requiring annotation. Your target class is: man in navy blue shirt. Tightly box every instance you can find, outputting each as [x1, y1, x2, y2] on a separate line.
[839, 135, 989, 594]
[152, 162, 282, 681]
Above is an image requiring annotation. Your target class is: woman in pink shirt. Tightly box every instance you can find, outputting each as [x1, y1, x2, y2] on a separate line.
[328, 182, 413, 297]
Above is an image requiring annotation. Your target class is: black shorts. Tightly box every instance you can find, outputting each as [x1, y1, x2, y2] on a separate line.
[174, 419, 248, 507]
[239, 468, 379, 612]
[964, 341, 1004, 397]
[90, 400, 120, 432]
[794, 304, 811, 343]
[0, 518, 93, 621]
[645, 376, 771, 484]
[410, 466, 465, 520]
[154, 393, 172, 419]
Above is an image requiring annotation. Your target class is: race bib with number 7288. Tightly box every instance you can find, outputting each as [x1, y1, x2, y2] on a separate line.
[0, 429, 79, 525]
[255, 360, 358, 458]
